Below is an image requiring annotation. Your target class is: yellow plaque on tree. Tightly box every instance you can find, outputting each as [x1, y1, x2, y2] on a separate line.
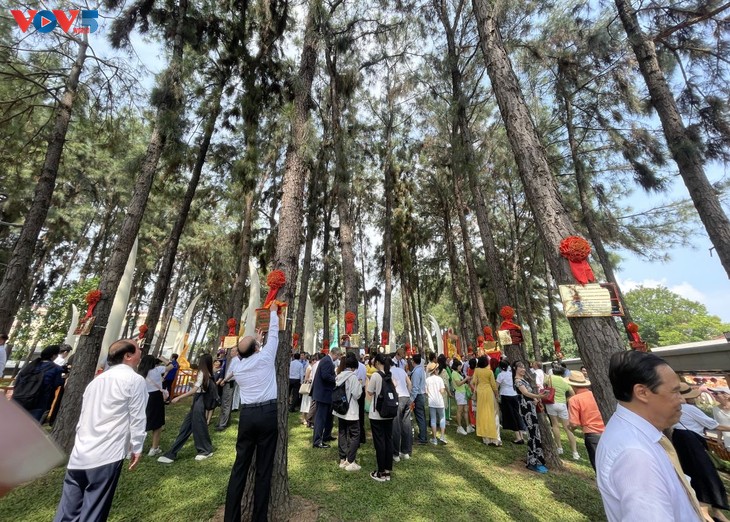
[223, 336, 238, 349]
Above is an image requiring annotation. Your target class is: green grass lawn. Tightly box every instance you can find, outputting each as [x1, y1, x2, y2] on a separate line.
[0, 399, 606, 521]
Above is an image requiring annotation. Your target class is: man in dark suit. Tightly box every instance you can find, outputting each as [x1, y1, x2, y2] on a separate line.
[311, 347, 341, 448]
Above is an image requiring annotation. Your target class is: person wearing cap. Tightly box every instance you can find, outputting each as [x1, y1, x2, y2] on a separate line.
[53, 339, 147, 522]
[672, 382, 730, 522]
[566, 370, 604, 470]
[596, 350, 703, 522]
[224, 303, 279, 522]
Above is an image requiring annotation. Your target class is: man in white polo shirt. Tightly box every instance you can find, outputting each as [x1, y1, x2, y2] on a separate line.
[224, 303, 279, 522]
[53, 339, 147, 522]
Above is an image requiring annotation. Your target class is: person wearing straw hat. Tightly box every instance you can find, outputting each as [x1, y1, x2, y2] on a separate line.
[566, 370, 604, 470]
[672, 382, 730, 522]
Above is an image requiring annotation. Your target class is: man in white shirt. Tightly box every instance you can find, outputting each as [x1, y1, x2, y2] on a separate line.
[289, 352, 304, 412]
[596, 350, 702, 522]
[224, 304, 279, 522]
[53, 339, 147, 522]
[0, 334, 7, 377]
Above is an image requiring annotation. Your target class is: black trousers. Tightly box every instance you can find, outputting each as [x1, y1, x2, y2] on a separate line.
[370, 418, 394, 473]
[54, 460, 123, 522]
[216, 382, 236, 429]
[584, 432, 601, 471]
[224, 402, 278, 522]
[338, 417, 360, 463]
[288, 379, 301, 411]
[313, 400, 333, 446]
[358, 387, 366, 443]
[164, 395, 213, 459]
[392, 397, 413, 457]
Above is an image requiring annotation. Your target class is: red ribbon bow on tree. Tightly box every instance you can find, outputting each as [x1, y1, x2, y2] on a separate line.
[293, 333, 300, 348]
[499, 306, 521, 331]
[84, 290, 101, 318]
[381, 331, 389, 346]
[138, 324, 148, 339]
[483, 327, 494, 342]
[227, 318, 237, 336]
[345, 311, 356, 335]
[322, 338, 330, 355]
[263, 270, 286, 309]
[559, 236, 596, 285]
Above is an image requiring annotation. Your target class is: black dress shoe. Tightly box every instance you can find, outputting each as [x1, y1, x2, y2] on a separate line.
[313, 443, 330, 449]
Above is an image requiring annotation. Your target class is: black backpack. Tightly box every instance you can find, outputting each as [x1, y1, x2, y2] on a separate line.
[332, 374, 354, 415]
[13, 359, 48, 410]
[375, 371, 398, 418]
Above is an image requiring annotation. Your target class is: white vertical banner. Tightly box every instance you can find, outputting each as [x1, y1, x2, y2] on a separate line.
[65, 304, 79, 349]
[429, 315, 443, 355]
[173, 293, 202, 354]
[304, 293, 314, 354]
[244, 260, 260, 336]
[98, 237, 138, 366]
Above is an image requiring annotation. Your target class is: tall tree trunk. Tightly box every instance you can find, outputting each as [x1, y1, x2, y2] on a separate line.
[0, 37, 88, 335]
[252, 4, 320, 517]
[544, 258, 559, 360]
[153, 257, 187, 357]
[325, 45, 359, 334]
[143, 82, 224, 353]
[614, 0, 730, 279]
[382, 161, 394, 340]
[80, 204, 114, 278]
[452, 171, 487, 342]
[472, 0, 625, 423]
[294, 157, 321, 339]
[359, 212, 369, 351]
[51, 0, 188, 452]
[442, 195, 470, 349]
[221, 192, 255, 338]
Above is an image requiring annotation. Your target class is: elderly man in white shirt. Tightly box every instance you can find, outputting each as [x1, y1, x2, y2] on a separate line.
[597, 350, 702, 522]
[54, 339, 147, 522]
[224, 303, 279, 522]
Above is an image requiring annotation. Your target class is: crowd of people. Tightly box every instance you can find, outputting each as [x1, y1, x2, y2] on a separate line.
[291, 345, 609, 480]
[5, 320, 730, 522]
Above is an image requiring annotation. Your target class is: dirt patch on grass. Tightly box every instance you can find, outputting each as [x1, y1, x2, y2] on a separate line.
[210, 495, 320, 522]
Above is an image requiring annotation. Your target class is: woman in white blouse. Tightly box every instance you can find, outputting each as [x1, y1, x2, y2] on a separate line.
[138, 355, 167, 456]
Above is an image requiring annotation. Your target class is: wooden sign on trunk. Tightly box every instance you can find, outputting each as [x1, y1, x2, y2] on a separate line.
[255, 306, 287, 332]
[74, 316, 95, 336]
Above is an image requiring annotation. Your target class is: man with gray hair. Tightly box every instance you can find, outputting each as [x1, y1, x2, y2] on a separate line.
[311, 345, 341, 448]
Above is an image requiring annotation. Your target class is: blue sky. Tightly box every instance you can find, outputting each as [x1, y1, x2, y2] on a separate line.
[615, 162, 730, 322]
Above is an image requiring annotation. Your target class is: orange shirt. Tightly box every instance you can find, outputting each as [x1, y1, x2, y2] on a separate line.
[568, 389, 605, 434]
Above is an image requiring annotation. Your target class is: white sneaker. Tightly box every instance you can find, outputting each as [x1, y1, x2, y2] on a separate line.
[439, 437, 448, 445]
[456, 426, 467, 435]
[345, 462, 361, 471]
[393, 455, 401, 463]
[148, 447, 162, 457]
[400, 453, 410, 460]
[557, 447, 564, 455]
[431, 438, 439, 445]
[466, 425, 475, 434]
[339, 459, 348, 468]
[195, 452, 213, 461]
[157, 456, 174, 464]
[572, 451, 580, 460]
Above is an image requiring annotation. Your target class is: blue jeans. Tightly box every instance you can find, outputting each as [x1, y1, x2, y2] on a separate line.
[429, 406, 445, 429]
[413, 393, 427, 443]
